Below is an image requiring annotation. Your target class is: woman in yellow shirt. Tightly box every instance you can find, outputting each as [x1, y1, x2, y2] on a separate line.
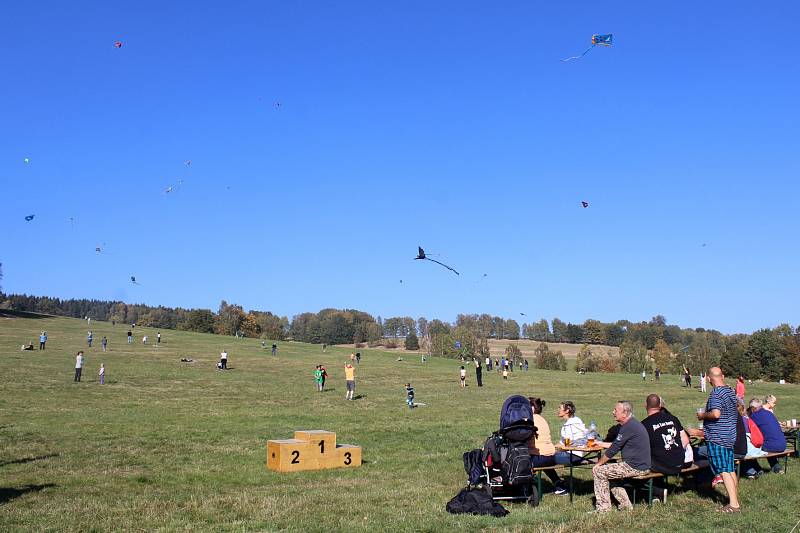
[528, 397, 567, 495]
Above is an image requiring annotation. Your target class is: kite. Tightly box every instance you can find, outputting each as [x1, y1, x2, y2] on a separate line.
[23, 158, 30, 164]
[24, 215, 35, 221]
[130, 276, 139, 285]
[414, 246, 459, 276]
[274, 101, 282, 109]
[95, 247, 102, 253]
[520, 312, 526, 316]
[475, 273, 487, 284]
[184, 160, 191, 166]
[562, 34, 613, 62]
[581, 201, 589, 208]
[114, 41, 123, 48]
[164, 186, 173, 194]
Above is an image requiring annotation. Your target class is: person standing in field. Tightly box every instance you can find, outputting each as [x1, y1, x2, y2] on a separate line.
[87, 331, 93, 347]
[220, 350, 228, 370]
[101, 336, 108, 352]
[405, 383, 415, 408]
[700, 371, 707, 393]
[142, 335, 148, 345]
[459, 366, 467, 387]
[344, 362, 355, 400]
[74, 351, 84, 382]
[735, 376, 746, 402]
[99, 363, 105, 385]
[642, 370, 646, 381]
[39, 331, 47, 350]
[476, 360, 483, 387]
[271, 344, 277, 356]
[127, 329, 132, 344]
[314, 365, 324, 392]
[697, 367, 741, 513]
[157, 331, 161, 344]
[320, 365, 328, 391]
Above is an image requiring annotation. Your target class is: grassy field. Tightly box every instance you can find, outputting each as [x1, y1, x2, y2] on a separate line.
[1, 313, 798, 532]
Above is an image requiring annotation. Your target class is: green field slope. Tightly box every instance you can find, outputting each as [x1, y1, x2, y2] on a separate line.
[1, 314, 798, 532]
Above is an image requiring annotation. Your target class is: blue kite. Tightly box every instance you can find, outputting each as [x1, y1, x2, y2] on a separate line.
[562, 34, 613, 62]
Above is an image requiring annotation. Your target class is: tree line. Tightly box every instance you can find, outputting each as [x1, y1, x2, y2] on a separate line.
[2, 292, 798, 382]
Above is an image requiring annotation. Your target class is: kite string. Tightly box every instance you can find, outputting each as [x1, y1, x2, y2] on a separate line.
[561, 45, 594, 62]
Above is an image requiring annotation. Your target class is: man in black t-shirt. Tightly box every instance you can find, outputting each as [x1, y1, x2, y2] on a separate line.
[641, 394, 690, 502]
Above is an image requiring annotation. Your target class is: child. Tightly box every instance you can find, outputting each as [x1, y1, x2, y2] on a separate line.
[459, 366, 466, 388]
[405, 383, 415, 408]
[502, 367, 509, 380]
[320, 365, 328, 391]
[99, 363, 105, 385]
[314, 365, 324, 392]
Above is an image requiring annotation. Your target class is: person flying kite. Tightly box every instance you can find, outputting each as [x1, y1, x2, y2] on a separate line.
[562, 34, 613, 62]
[414, 246, 459, 275]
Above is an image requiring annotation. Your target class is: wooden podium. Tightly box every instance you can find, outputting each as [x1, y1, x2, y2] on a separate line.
[267, 430, 362, 472]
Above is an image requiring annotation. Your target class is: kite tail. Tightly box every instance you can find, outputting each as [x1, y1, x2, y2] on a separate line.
[561, 45, 594, 62]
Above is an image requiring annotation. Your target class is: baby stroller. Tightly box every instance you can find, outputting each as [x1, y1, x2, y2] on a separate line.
[479, 395, 539, 507]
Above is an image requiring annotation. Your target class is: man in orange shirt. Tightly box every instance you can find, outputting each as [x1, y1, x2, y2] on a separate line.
[345, 362, 356, 401]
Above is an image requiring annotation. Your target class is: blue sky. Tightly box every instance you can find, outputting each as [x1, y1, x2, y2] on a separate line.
[1, 1, 798, 334]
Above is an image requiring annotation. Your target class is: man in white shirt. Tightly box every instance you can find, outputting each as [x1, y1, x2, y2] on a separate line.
[74, 351, 84, 382]
[220, 350, 228, 370]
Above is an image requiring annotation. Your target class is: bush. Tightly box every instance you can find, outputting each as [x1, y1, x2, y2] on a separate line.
[384, 339, 398, 349]
[534, 343, 567, 371]
[355, 343, 366, 348]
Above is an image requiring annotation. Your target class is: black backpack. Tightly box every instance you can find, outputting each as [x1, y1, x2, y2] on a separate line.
[463, 448, 485, 486]
[446, 487, 509, 517]
[483, 432, 534, 487]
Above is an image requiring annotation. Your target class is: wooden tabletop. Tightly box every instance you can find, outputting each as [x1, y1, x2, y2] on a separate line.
[555, 444, 604, 453]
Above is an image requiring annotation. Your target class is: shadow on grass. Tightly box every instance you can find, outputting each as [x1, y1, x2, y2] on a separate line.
[353, 395, 366, 400]
[0, 483, 56, 505]
[0, 453, 59, 467]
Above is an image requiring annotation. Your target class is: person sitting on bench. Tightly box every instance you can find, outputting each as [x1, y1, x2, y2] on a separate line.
[748, 397, 787, 474]
[641, 394, 692, 503]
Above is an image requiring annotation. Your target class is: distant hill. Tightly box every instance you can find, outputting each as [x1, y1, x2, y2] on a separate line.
[336, 338, 619, 360]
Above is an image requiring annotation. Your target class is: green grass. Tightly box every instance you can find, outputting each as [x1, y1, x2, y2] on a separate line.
[1, 314, 799, 532]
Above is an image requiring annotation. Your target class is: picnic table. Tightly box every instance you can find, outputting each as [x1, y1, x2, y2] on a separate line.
[554, 443, 604, 502]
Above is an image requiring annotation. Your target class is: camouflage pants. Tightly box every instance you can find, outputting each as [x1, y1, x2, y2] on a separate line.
[593, 462, 649, 512]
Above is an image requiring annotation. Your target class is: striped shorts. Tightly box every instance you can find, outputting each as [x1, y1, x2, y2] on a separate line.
[707, 442, 734, 474]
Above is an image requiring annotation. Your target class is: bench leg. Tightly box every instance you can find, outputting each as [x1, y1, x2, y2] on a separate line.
[535, 471, 543, 502]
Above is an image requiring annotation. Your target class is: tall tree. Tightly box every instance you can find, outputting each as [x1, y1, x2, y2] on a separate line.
[551, 318, 568, 343]
[505, 319, 520, 340]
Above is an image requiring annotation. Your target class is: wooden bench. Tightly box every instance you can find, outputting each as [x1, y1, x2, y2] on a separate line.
[632, 464, 704, 505]
[735, 450, 793, 476]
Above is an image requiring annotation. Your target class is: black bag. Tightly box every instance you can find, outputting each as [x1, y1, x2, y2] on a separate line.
[483, 435, 533, 486]
[446, 487, 509, 517]
[463, 449, 484, 486]
[501, 443, 533, 486]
